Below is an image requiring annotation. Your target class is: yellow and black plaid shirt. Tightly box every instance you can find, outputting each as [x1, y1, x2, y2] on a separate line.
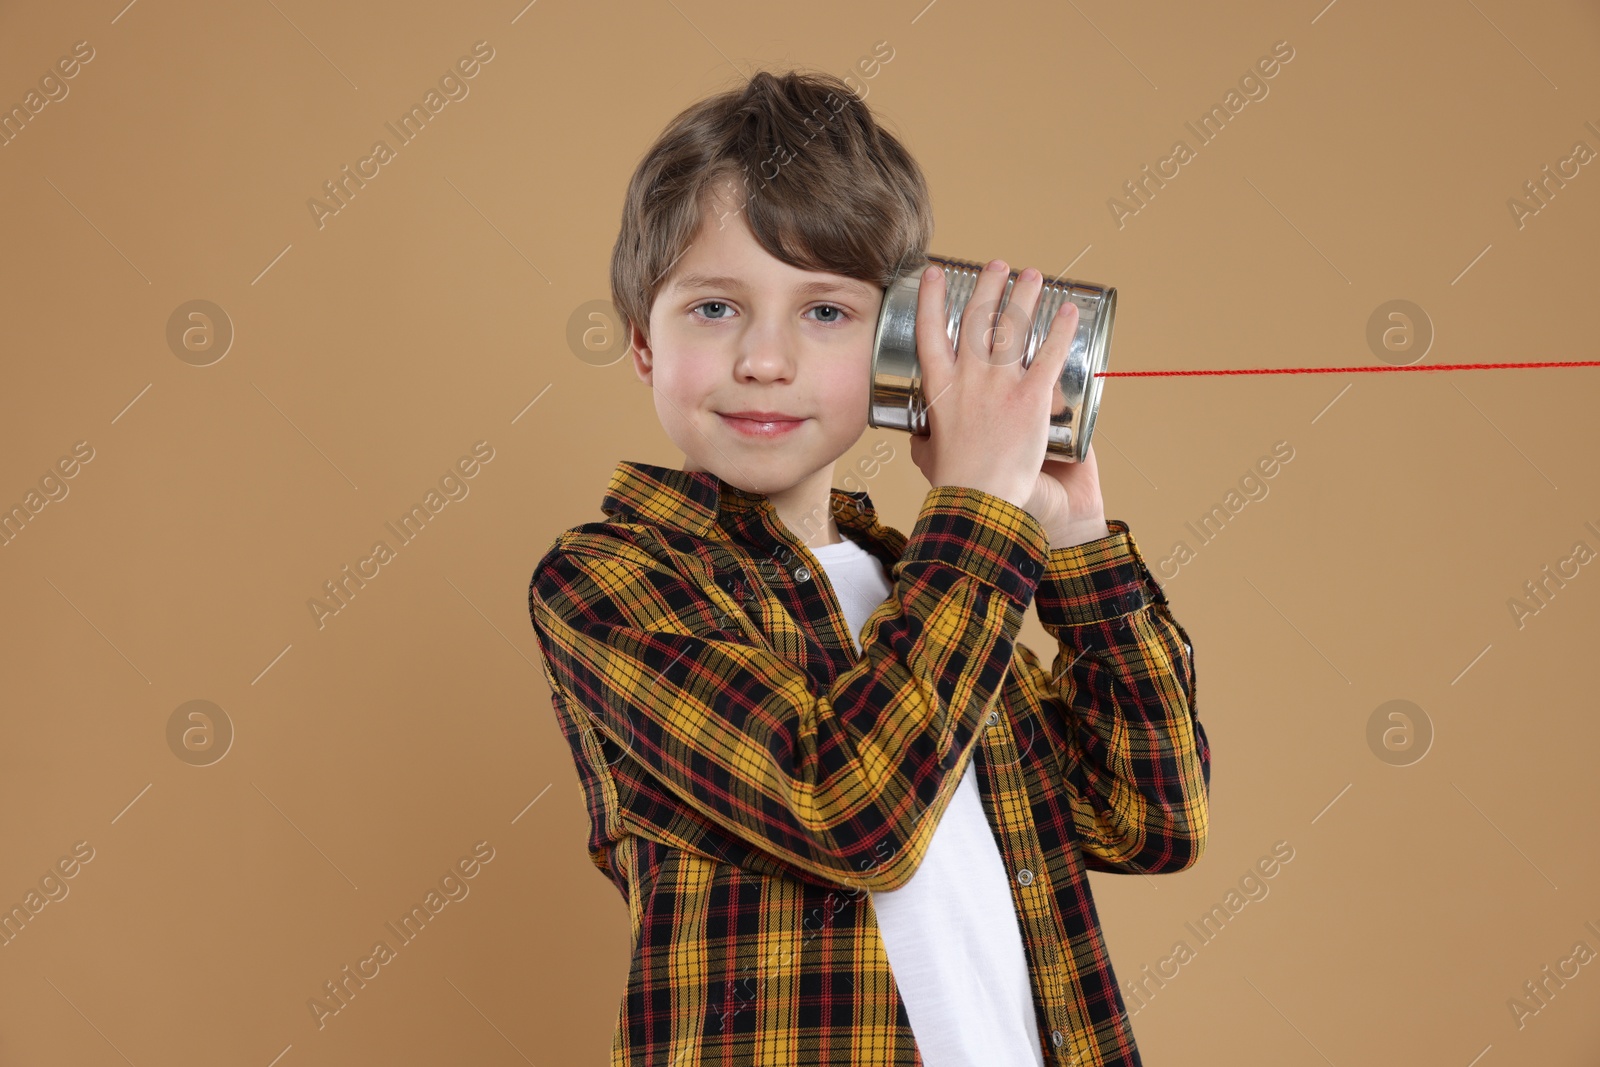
[527, 460, 1210, 1066]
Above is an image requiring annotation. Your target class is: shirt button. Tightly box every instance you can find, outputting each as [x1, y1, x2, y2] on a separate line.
[1016, 868, 1033, 886]
[1050, 1029, 1064, 1047]
[986, 710, 999, 726]
[794, 566, 811, 582]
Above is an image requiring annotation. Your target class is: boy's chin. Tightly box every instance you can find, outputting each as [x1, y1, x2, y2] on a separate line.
[685, 456, 811, 496]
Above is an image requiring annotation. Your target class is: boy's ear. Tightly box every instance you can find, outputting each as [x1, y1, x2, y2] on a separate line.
[628, 320, 653, 385]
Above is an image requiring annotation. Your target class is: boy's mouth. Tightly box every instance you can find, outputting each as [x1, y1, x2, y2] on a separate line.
[718, 411, 808, 437]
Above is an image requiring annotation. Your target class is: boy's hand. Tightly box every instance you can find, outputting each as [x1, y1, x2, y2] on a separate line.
[907, 258, 1100, 538]
[1030, 443, 1110, 549]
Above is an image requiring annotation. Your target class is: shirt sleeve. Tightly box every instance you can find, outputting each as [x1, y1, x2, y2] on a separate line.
[528, 485, 1049, 893]
[1026, 518, 1210, 874]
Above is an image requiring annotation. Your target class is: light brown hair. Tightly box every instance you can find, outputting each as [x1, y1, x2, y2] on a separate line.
[609, 68, 934, 344]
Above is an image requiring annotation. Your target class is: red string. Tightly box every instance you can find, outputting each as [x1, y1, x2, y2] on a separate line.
[1096, 359, 1600, 377]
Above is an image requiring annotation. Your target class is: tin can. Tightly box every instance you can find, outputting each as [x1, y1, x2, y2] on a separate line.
[868, 254, 1116, 462]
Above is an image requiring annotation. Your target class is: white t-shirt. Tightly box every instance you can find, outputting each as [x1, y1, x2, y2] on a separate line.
[808, 533, 1046, 1067]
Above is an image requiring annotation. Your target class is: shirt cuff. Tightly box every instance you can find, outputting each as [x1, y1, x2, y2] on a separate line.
[1034, 518, 1166, 626]
[900, 485, 1048, 609]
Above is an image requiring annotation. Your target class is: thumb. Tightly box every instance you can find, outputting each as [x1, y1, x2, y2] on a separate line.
[909, 429, 931, 477]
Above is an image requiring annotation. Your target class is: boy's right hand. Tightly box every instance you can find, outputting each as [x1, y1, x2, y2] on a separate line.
[907, 258, 1080, 518]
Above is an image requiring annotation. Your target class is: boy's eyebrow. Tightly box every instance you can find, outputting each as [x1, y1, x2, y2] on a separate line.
[667, 272, 877, 299]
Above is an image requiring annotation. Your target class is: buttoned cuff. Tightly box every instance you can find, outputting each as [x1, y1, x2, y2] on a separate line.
[901, 485, 1048, 609]
[1035, 518, 1165, 626]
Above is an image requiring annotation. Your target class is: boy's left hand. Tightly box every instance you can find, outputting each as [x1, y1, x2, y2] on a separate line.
[1026, 442, 1110, 549]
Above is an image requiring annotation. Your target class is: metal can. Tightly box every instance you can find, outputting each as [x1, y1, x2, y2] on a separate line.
[868, 254, 1116, 462]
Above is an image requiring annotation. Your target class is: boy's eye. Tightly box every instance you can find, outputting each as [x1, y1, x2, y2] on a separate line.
[689, 302, 851, 324]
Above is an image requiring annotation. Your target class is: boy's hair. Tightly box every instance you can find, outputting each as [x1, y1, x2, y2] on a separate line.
[609, 68, 935, 344]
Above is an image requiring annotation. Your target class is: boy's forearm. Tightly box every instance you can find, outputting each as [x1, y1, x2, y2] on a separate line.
[1033, 519, 1209, 873]
[1045, 514, 1111, 551]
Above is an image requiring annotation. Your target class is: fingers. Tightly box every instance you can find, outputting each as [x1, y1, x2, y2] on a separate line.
[958, 259, 1015, 366]
[1034, 299, 1080, 394]
[991, 266, 1046, 371]
[935, 260, 1080, 427]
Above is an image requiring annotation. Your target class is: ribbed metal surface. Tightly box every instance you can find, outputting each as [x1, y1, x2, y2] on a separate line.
[868, 254, 1116, 462]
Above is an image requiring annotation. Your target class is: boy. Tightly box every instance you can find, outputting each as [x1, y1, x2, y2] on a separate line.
[528, 69, 1209, 1066]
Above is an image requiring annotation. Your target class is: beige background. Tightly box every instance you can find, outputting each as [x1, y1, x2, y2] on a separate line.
[3, 0, 1598, 1063]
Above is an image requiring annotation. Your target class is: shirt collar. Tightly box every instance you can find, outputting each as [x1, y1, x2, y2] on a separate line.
[599, 460, 888, 546]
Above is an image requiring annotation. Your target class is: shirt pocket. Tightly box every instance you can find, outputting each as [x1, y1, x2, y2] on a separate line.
[699, 547, 810, 667]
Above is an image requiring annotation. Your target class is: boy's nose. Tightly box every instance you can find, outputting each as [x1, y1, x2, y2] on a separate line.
[734, 337, 799, 381]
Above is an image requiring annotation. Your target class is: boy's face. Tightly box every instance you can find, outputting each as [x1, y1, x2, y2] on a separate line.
[629, 185, 883, 500]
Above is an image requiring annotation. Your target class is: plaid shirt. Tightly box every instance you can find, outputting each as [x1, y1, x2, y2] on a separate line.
[527, 460, 1210, 1066]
